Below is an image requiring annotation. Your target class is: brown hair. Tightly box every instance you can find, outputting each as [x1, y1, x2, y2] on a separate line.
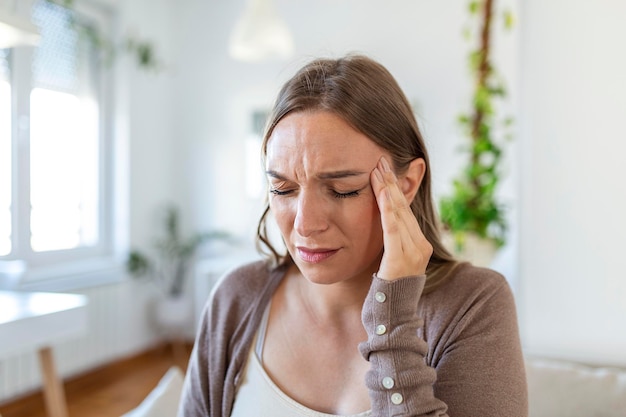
[256, 54, 459, 293]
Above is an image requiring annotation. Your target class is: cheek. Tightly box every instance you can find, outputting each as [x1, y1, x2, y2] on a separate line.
[344, 196, 382, 238]
[357, 206, 384, 260]
[269, 198, 295, 231]
[364, 202, 383, 239]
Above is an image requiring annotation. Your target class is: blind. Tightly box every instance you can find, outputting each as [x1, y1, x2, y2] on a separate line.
[31, 0, 80, 93]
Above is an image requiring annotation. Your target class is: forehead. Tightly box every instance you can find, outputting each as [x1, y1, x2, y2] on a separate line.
[266, 111, 384, 170]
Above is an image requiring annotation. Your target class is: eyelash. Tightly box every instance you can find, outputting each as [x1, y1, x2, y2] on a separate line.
[269, 189, 292, 196]
[269, 189, 361, 199]
[332, 190, 360, 199]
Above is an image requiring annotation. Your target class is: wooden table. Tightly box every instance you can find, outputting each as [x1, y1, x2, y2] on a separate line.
[0, 290, 88, 417]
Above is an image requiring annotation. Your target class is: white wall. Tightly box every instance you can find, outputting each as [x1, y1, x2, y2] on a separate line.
[121, 0, 178, 249]
[519, 0, 626, 366]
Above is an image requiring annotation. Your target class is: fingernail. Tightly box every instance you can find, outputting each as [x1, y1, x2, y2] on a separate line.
[374, 167, 383, 183]
[381, 157, 391, 172]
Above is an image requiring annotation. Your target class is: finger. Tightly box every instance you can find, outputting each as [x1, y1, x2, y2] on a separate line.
[371, 165, 403, 255]
[378, 157, 423, 248]
[372, 157, 432, 279]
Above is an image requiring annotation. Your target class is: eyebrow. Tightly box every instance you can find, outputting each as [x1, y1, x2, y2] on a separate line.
[266, 169, 368, 181]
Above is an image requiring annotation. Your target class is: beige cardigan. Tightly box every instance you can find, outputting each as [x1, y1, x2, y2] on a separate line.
[178, 260, 527, 417]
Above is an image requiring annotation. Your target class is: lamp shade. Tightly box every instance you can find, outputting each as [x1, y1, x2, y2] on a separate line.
[0, 9, 40, 48]
[229, 0, 294, 62]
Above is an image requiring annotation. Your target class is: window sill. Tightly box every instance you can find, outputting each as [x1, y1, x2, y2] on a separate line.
[16, 257, 126, 292]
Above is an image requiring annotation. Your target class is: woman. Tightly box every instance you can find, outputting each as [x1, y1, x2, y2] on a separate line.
[179, 54, 527, 417]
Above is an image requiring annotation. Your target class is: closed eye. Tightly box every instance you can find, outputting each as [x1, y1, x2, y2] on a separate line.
[269, 188, 294, 196]
[331, 189, 361, 199]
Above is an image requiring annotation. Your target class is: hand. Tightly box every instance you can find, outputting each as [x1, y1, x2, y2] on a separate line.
[370, 156, 433, 281]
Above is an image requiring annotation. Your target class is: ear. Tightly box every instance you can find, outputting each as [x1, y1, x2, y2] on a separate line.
[398, 158, 426, 202]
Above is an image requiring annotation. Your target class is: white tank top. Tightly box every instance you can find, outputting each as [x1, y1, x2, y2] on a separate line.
[230, 304, 372, 417]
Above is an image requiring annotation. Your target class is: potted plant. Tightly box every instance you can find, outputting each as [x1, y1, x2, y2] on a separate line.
[439, 0, 514, 265]
[126, 205, 229, 332]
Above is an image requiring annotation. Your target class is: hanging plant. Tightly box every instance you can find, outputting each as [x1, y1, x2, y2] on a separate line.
[43, 0, 162, 71]
[439, 0, 514, 252]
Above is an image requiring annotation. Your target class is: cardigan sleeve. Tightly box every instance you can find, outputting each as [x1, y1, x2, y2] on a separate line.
[358, 273, 527, 417]
[178, 301, 212, 417]
[359, 275, 448, 416]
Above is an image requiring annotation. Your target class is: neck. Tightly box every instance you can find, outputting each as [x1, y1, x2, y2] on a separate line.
[289, 264, 372, 325]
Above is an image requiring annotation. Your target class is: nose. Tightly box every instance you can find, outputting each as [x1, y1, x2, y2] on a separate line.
[294, 190, 329, 237]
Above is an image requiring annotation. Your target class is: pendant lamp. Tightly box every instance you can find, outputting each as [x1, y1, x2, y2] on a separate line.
[229, 0, 294, 62]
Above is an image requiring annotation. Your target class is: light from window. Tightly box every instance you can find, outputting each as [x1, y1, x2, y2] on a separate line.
[27, 0, 101, 254]
[0, 49, 11, 256]
[29, 88, 99, 252]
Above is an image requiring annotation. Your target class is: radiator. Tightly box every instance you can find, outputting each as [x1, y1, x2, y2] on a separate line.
[0, 279, 159, 403]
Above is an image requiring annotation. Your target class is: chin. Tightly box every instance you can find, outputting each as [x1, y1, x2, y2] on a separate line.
[297, 266, 340, 285]
[295, 261, 373, 287]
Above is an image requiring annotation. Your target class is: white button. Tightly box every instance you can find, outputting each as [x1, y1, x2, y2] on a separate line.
[375, 324, 387, 335]
[375, 291, 387, 303]
[382, 376, 395, 389]
[391, 392, 404, 405]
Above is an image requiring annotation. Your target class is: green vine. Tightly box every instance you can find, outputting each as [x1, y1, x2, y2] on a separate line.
[43, 0, 162, 71]
[439, 0, 514, 251]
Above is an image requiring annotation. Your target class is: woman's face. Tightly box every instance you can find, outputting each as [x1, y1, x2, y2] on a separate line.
[265, 110, 389, 286]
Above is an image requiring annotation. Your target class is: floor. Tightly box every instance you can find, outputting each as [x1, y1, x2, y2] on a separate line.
[0, 342, 192, 417]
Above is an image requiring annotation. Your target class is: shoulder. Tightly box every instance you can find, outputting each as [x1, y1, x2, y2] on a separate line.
[213, 259, 273, 291]
[420, 263, 518, 332]
[434, 262, 512, 301]
[211, 259, 275, 302]
[208, 259, 286, 315]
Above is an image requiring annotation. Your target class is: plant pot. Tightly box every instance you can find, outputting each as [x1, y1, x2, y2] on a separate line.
[442, 231, 498, 268]
[151, 294, 194, 336]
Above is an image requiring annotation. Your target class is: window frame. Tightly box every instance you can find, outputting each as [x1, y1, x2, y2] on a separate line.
[1, 0, 124, 289]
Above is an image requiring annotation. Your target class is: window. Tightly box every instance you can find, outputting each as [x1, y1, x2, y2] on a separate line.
[0, 0, 114, 274]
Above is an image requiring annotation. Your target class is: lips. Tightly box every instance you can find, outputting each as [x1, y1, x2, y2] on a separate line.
[296, 247, 339, 264]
